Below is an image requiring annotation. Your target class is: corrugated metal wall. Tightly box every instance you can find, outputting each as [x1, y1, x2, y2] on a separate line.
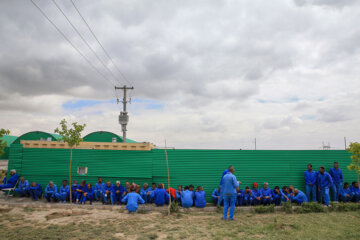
[8, 146, 357, 202]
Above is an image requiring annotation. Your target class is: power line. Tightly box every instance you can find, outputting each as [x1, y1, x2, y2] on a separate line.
[70, 0, 134, 87]
[30, 0, 116, 89]
[52, 0, 121, 86]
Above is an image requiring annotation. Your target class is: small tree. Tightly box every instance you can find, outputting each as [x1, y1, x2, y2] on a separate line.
[54, 119, 86, 204]
[0, 129, 10, 157]
[346, 142, 360, 187]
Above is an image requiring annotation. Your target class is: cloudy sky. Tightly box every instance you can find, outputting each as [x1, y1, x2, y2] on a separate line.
[0, 0, 359, 149]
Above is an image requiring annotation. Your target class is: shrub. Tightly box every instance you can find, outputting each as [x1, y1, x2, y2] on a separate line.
[330, 202, 360, 212]
[295, 202, 325, 214]
[281, 202, 293, 213]
[252, 204, 275, 214]
[170, 202, 180, 213]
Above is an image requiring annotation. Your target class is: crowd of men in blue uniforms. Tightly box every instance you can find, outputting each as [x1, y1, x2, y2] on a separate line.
[1, 161, 360, 213]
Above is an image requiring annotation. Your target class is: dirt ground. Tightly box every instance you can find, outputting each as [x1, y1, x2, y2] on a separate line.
[0, 204, 359, 240]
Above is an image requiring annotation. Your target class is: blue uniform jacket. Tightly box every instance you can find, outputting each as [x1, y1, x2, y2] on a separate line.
[260, 188, 272, 198]
[222, 172, 239, 195]
[103, 184, 114, 193]
[6, 174, 19, 187]
[211, 189, 220, 198]
[350, 186, 360, 194]
[272, 190, 281, 199]
[252, 189, 261, 198]
[113, 185, 125, 195]
[154, 188, 169, 206]
[2, 176, 6, 184]
[18, 180, 29, 190]
[194, 191, 206, 208]
[71, 184, 80, 194]
[84, 186, 94, 195]
[219, 169, 229, 186]
[317, 172, 333, 189]
[30, 184, 42, 194]
[339, 187, 352, 198]
[293, 190, 307, 202]
[140, 187, 149, 196]
[304, 170, 317, 185]
[59, 185, 70, 194]
[329, 168, 343, 184]
[45, 184, 57, 194]
[181, 190, 194, 207]
[95, 182, 105, 192]
[122, 192, 145, 212]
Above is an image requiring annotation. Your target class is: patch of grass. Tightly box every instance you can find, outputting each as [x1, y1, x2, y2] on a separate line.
[252, 204, 275, 214]
[23, 207, 35, 213]
[330, 202, 360, 212]
[281, 202, 293, 213]
[295, 202, 325, 214]
[137, 233, 158, 240]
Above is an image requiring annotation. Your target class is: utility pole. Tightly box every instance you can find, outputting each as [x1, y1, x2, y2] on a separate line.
[115, 85, 134, 143]
[344, 137, 347, 150]
[255, 138, 257, 150]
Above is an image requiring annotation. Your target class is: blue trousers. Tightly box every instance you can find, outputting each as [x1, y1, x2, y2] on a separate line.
[45, 193, 57, 202]
[112, 193, 122, 204]
[15, 189, 28, 197]
[273, 197, 281, 206]
[103, 192, 113, 204]
[223, 195, 236, 220]
[30, 189, 42, 200]
[352, 193, 360, 202]
[80, 193, 95, 204]
[261, 197, 272, 205]
[94, 190, 103, 201]
[331, 183, 341, 201]
[320, 187, 330, 206]
[0, 184, 13, 190]
[244, 196, 253, 206]
[56, 192, 68, 201]
[252, 198, 261, 206]
[236, 196, 243, 206]
[218, 188, 224, 207]
[339, 194, 352, 203]
[306, 184, 317, 202]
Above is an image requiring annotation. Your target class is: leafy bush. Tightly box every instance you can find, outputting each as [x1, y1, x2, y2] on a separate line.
[330, 202, 360, 212]
[170, 202, 180, 213]
[295, 202, 325, 214]
[252, 204, 275, 214]
[281, 202, 293, 213]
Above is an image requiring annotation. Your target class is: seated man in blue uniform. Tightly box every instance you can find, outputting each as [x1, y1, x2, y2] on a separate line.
[260, 182, 272, 206]
[15, 177, 29, 197]
[272, 186, 282, 206]
[122, 186, 145, 213]
[94, 177, 105, 202]
[75, 180, 86, 204]
[211, 188, 221, 205]
[81, 183, 95, 205]
[45, 181, 57, 202]
[280, 186, 291, 203]
[71, 180, 80, 202]
[243, 187, 253, 206]
[194, 186, 206, 208]
[56, 180, 69, 203]
[292, 189, 308, 205]
[339, 182, 353, 203]
[350, 181, 360, 202]
[29, 182, 42, 201]
[252, 183, 261, 206]
[112, 181, 125, 205]
[236, 187, 244, 206]
[0, 169, 19, 190]
[146, 182, 157, 204]
[176, 185, 183, 204]
[181, 186, 194, 208]
[154, 183, 169, 206]
[103, 181, 114, 205]
[140, 183, 150, 204]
